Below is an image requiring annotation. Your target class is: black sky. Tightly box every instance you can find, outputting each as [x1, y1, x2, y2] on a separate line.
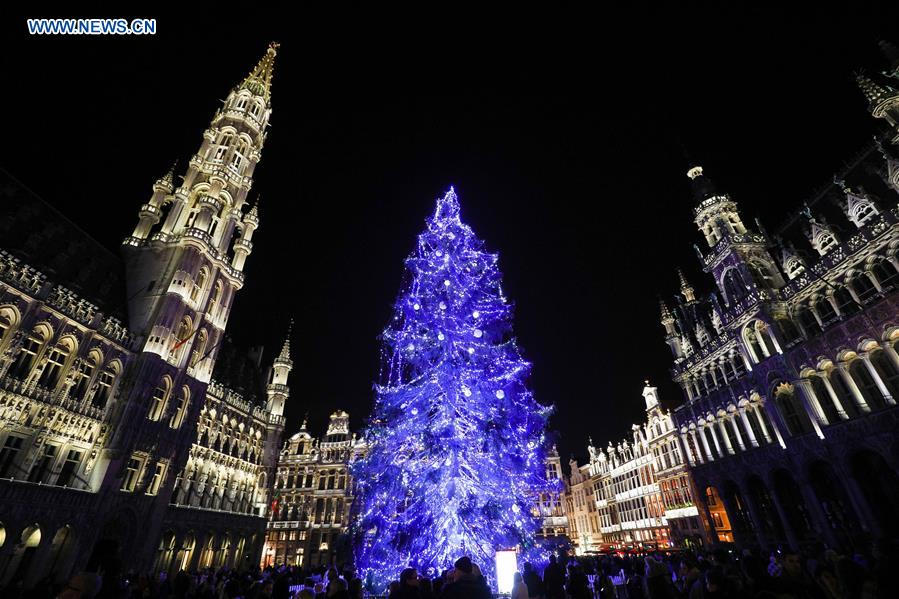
[2, 6, 898, 468]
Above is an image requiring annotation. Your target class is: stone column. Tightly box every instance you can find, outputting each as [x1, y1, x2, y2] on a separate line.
[819, 373, 849, 420]
[729, 416, 747, 451]
[795, 378, 829, 425]
[881, 341, 899, 371]
[707, 424, 724, 458]
[697, 429, 714, 463]
[761, 404, 787, 449]
[794, 380, 826, 439]
[717, 420, 735, 455]
[836, 363, 871, 413]
[679, 433, 695, 466]
[860, 353, 895, 405]
[739, 409, 759, 447]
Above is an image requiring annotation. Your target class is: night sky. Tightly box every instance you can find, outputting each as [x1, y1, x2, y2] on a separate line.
[2, 7, 899, 468]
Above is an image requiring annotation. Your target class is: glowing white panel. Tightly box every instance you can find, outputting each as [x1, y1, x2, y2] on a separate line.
[495, 549, 517, 594]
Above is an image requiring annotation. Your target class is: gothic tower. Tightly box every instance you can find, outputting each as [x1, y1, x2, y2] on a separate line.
[95, 43, 279, 510]
[689, 164, 785, 309]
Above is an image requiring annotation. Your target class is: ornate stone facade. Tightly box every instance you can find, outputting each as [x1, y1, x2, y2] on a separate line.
[568, 384, 712, 551]
[0, 44, 289, 587]
[262, 411, 365, 569]
[535, 446, 570, 547]
[661, 49, 899, 550]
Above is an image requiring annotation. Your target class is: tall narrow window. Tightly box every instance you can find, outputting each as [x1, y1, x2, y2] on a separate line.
[0, 435, 25, 478]
[121, 457, 143, 492]
[56, 450, 83, 487]
[148, 377, 172, 421]
[169, 386, 191, 429]
[73, 357, 96, 401]
[28, 444, 58, 483]
[92, 365, 117, 409]
[147, 463, 166, 495]
[9, 329, 46, 380]
[191, 268, 208, 303]
[168, 319, 193, 364]
[37, 343, 71, 389]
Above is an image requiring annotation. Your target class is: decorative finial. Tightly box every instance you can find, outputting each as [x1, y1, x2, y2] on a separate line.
[686, 165, 703, 180]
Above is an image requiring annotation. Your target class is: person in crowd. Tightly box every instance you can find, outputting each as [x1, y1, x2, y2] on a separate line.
[522, 561, 544, 598]
[543, 554, 565, 599]
[511, 572, 529, 599]
[439, 557, 490, 599]
[388, 568, 420, 599]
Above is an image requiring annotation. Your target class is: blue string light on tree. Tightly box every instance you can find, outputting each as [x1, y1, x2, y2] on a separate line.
[351, 187, 554, 590]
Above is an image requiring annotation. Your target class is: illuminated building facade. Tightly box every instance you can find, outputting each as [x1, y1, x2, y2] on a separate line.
[535, 446, 570, 547]
[661, 47, 899, 550]
[262, 411, 365, 569]
[0, 44, 288, 587]
[565, 458, 601, 554]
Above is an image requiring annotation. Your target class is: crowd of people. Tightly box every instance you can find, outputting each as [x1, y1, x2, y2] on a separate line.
[6, 539, 899, 599]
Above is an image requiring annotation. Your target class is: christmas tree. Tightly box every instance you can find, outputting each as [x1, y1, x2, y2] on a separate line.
[352, 188, 552, 587]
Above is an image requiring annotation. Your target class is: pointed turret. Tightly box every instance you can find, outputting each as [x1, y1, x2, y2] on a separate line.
[688, 164, 749, 247]
[236, 42, 279, 105]
[839, 183, 880, 227]
[678, 268, 697, 303]
[804, 210, 839, 256]
[266, 318, 293, 417]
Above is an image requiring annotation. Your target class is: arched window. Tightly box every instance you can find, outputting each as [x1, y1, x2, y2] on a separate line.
[170, 386, 191, 429]
[213, 132, 233, 162]
[189, 330, 208, 369]
[832, 286, 859, 316]
[148, 376, 172, 421]
[191, 268, 208, 303]
[73, 351, 101, 401]
[250, 102, 262, 117]
[208, 280, 223, 316]
[230, 141, 249, 170]
[168, 317, 193, 364]
[37, 337, 76, 390]
[776, 317, 802, 345]
[848, 273, 877, 303]
[10, 325, 51, 380]
[828, 369, 859, 419]
[814, 295, 838, 324]
[871, 258, 898, 289]
[236, 96, 249, 110]
[869, 350, 899, 398]
[0, 307, 16, 347]
[849, 359, 887, 410]
[774, 384, 812, 437]
[795, 305, 821, 337]
[808, 375, 840, 424]
[91, 362, 119, 409]
[722, 268, 748, 305]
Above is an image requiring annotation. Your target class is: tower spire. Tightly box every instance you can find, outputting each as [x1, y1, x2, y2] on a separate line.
[279, 318, 293, 361]
[678, 268, 696, 303]
[236, 42, 279, 104]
